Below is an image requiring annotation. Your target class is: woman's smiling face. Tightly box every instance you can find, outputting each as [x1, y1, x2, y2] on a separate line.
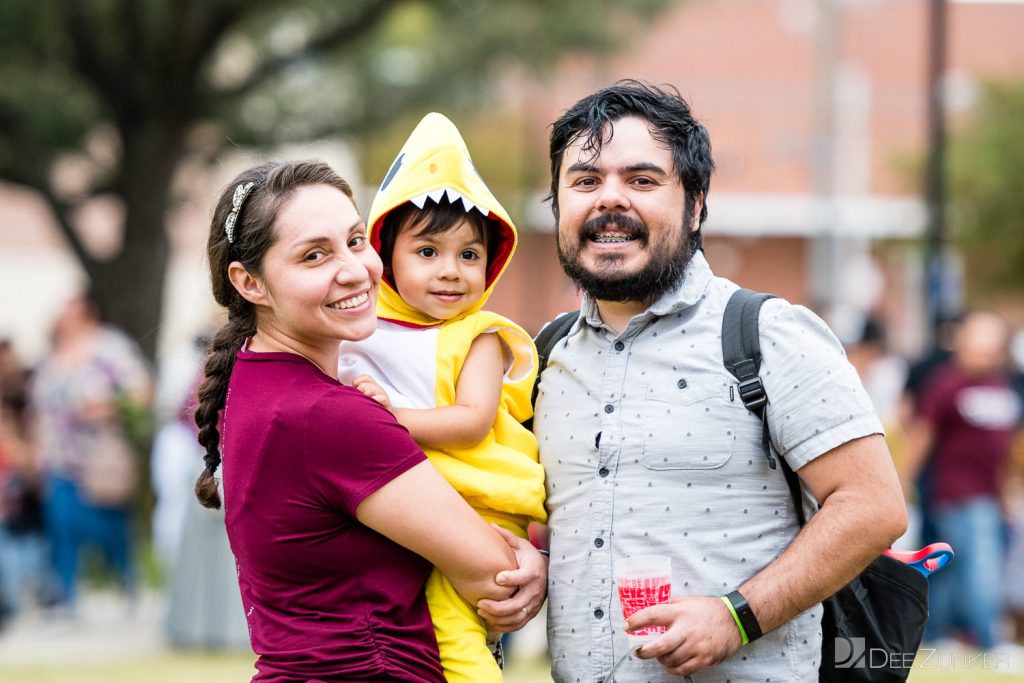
[254, 184, 383, 353]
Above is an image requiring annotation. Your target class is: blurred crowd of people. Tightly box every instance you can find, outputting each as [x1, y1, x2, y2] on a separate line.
[0, 291, 247, 651]
[2, 288, 1024, 660]
[847, 309, 1024, 654]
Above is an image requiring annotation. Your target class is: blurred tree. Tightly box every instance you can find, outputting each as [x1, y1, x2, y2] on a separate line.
[949, 78, 1024, 298]
[0, 0, 669, 361]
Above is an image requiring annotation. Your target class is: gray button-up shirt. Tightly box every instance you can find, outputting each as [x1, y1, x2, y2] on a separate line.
[536, 251, 882, 682]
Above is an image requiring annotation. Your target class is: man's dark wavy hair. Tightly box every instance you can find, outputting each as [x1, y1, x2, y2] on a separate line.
[547, 79, 714, 249]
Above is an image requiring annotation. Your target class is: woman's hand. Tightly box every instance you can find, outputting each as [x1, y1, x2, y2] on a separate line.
[351, 374, 394, 414]
[476, 526, 548, 632]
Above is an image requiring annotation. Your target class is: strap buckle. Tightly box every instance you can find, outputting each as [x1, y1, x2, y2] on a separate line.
[737, 377, 767, 412]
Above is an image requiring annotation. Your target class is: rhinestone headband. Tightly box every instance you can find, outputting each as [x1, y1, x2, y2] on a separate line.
[224, 181, 256, 244]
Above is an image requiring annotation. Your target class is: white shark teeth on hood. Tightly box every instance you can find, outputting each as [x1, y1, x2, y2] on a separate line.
[408, 187, 490, 216]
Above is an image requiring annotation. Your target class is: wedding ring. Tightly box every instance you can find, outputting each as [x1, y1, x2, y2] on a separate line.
[521, 607, 529, 615]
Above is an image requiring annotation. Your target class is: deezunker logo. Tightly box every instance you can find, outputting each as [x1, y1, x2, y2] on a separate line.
[834, 637, 1012, 671]
[835, 637, 867, 669]
[835, 637, 918, 670]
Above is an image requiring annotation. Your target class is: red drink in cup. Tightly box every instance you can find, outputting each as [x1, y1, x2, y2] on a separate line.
[614, 555, 671, 645]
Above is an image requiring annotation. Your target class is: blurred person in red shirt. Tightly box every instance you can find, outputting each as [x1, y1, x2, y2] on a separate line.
[0, 341, 46, 624]
[903, 310, 1022, 650]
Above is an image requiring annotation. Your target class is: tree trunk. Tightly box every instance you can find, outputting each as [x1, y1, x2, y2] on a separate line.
[91, 120, 186, 364]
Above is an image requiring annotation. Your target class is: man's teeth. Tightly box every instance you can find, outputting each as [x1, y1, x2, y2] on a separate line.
[592, 232, 635, 243]
[329, 292, 368, 310]
[409, 187, 490, 216]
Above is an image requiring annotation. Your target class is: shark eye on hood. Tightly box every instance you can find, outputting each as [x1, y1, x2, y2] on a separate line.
[379, 152, 405, 192]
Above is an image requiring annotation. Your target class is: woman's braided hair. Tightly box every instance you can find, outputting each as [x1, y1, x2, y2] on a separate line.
[194, 160, 354, 509]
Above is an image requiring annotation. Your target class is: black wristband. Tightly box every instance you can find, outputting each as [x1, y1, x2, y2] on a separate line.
[724, 590, 763, 643]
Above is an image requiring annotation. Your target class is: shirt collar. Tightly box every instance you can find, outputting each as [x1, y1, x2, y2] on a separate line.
[578, 249, 714, 332]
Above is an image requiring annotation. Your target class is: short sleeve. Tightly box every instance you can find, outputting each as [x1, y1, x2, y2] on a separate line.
[468, 313, 538, 424]
[483, 325, 536, 384]
[303, 387, 426, 517]
[759, 299, 884, 470]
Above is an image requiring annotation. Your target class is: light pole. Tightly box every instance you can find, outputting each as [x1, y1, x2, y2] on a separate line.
[810, 0, 840, 320]
[924, 0, 949, 345]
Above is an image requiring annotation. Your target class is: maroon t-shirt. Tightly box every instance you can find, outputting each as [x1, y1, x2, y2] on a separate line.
[920, 364, 1022, 505]
[222, 348, 444, 682]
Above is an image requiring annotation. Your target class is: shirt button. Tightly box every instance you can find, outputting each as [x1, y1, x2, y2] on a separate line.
[598, 467, 609, 478]
[594, 608, 604, 619]
[594, 537, 604, 548]
[678, 378, 688, 389]
[614, 341, 625, 351]
[604, 404, 614, 414]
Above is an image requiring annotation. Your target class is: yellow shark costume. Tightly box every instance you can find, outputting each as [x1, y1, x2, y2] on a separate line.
[338, 113, 546, 683]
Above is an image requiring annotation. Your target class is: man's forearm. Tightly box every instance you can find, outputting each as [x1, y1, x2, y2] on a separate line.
[738, 495, 891, 633]
[736, 438, 907, 635]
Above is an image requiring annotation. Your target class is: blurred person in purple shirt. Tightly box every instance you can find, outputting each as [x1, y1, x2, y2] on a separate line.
[903, 310, 1022, 650]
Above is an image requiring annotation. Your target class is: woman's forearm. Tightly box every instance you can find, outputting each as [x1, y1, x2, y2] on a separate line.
[356, 460, 516, 604]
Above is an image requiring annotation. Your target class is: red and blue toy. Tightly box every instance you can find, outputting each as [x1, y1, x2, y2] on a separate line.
[884, 542, 954, 578]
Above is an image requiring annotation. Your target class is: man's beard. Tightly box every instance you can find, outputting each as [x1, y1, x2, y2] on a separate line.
[557, 208, 695, 304]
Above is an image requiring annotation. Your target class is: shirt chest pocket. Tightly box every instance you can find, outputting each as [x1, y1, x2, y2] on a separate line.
[640, 381, 737, 470]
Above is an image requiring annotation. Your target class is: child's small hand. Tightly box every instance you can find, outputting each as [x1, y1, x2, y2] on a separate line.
[352, 375, 394, 414]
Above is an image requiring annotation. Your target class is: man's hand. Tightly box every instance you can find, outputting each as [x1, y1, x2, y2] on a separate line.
[476, 526, 548, 633]
[351, 374, 394, 414]
[627, 595, 742, 676]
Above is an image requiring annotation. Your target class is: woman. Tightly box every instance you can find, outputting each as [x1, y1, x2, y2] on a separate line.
[31, 292, 151, 611]
[193, 160, 541, 681]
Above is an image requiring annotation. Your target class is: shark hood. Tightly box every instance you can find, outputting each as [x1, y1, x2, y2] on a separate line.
[367, 112, 517, 327]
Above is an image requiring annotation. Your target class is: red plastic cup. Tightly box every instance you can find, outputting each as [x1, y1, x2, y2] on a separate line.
[614, 555, 672, 645]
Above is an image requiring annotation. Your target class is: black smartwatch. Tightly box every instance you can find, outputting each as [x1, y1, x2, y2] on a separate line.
[724, 590, 764, 643]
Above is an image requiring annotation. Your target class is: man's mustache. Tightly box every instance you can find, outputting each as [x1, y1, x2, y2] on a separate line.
[579, 213, 649, 245]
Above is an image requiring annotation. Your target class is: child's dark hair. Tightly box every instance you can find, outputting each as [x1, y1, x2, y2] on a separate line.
[194, 160, 355, 509]
[376, 196, 501, 285]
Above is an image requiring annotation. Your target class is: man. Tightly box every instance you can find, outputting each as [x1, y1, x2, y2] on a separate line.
[902, 310, 1021, 651]
[533, 81, 907, 681]
[897, 313, 961, 548]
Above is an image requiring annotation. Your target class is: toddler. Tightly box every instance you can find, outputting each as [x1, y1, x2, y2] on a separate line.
[340, 113, 546, 682]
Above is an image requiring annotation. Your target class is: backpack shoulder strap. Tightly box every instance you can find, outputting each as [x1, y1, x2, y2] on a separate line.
[721, 288, 774, 424]
[530, 310, 580, 408]
[535, 311, 580, 367]
[721, 288, 806, 525]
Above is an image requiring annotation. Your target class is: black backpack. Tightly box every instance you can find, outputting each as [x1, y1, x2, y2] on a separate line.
[532, 288, 929, 683]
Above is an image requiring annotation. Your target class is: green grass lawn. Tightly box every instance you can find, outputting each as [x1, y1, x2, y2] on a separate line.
[0, 652, 257, 683]
[0, 651, 1017, 683]
[501, 651, 1022, 682]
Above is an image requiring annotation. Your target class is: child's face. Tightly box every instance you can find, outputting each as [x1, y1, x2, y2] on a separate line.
[390, 217, 488, 320]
